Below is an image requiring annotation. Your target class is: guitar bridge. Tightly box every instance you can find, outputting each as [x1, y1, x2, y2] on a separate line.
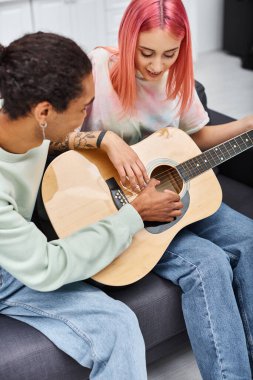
[106, 178, 128, 210]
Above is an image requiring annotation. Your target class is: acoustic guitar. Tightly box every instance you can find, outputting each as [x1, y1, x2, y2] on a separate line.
[42, 127, 253, 286]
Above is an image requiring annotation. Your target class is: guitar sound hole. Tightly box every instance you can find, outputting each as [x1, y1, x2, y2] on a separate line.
[151, 165, 183, 194]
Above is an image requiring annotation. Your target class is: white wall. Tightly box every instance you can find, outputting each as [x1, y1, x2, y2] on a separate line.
[196, 0, 224, 54]
[183, 0, 224, 59]
[0, 0, 224, 57]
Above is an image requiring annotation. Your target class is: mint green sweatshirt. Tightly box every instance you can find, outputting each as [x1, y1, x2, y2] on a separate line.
[0, 141, 143, 291]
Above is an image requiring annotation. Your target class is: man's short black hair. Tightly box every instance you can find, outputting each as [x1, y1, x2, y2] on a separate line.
[0, 32, 92, 119]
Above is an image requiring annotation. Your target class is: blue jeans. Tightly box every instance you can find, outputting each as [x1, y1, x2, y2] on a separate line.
[154, 203, 253, 380]
[0, 272, 147, 379]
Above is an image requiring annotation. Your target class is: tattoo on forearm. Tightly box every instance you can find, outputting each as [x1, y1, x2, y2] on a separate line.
[72, 131, 97, 149]
[49, 131, 99, 153]
[49, 135, 69, 153]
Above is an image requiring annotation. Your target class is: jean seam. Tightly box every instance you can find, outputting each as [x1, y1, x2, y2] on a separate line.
[0, 299, 106, 365]
[234, 278, 253, 361]
[167, 250, 226, 379]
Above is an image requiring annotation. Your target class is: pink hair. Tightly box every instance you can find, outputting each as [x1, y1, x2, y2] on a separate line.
[108, 0, 194, 116]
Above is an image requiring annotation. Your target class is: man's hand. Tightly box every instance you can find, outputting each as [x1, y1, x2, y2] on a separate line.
[131, 178, 183, 222]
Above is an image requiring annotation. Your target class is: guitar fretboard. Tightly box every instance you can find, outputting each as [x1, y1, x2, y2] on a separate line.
[177, 130, 253, 182]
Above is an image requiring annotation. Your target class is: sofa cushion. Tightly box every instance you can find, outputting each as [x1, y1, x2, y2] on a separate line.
[0, 273, 185, 380]
[0, 314, 88, 380]
[105, 273, 185, 350]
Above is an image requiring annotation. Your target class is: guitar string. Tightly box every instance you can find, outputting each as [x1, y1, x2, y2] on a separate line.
[154, 143, 248, 181]
[126, 176, 185, 202]
[149, 141, 252, 184]
[123, 140, 253, 201]
[123, 151, 247, 200]
[124, 181, 181, 202]
[126, 140, 249, 202]
[136, 147, 231, 185]
[108, 134, 253, 201]
[120, 133, 253, 189]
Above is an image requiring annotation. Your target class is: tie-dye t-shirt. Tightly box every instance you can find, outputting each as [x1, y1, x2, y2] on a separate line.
[84, 48, 209, 145]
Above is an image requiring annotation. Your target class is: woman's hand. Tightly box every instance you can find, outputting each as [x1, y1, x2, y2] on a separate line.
[131, 178, 183, 222]
[100, 130, 149, 191]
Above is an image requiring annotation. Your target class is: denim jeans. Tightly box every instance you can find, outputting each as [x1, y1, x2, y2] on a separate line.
[154, 203, 253, 380]
[0, 272, 147, 379]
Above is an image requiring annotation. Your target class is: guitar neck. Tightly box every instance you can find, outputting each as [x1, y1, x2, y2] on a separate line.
[177, 130, 253, 182]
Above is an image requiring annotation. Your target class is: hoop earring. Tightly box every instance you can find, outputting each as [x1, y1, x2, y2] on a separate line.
[40, 121, 47, 140]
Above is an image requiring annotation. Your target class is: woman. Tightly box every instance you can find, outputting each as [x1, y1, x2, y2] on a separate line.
[0, 31, 179, 379]
[80, 0, 253, 379]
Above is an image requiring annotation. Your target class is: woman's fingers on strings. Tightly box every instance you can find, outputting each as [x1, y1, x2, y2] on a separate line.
[123, 164, 140, 191]
[136, 159, 149, 184]
[117, 165, 127, 186]
[130, 162, 148, 190]
[121, 162, 148, 191]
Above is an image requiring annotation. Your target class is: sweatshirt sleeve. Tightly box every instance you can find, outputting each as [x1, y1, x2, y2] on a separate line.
[0, 192, 143, 291]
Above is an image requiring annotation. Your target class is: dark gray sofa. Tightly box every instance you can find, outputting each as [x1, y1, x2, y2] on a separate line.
[1, 82, 253, 379]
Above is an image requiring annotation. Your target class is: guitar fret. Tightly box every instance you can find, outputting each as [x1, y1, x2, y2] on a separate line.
[230, 137, 243, 155]
[188, 158, 202, 176]
[248, 130, 253, 143]
[240, 133, 253, 147]
[222, 141, 233, 160]
[177, 130, 253, 182]
[216, 142, 231, 160]
[179, 160, 194, 180]
[204, 150, 218, 167]
[238, 135, 249, 149]
[213, 146, 225, 164]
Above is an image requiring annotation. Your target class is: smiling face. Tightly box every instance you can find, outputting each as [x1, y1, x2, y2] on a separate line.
[135, 28, 182, 81]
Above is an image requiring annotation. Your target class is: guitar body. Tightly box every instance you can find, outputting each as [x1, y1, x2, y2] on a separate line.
[42, 127, 222, 286]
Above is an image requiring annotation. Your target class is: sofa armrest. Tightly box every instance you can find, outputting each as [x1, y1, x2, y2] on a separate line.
[195, 80, 208, 111]
[195, 81, 253, 188]
[207, 109, 235, 126]
[207, 109, 253, 188]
